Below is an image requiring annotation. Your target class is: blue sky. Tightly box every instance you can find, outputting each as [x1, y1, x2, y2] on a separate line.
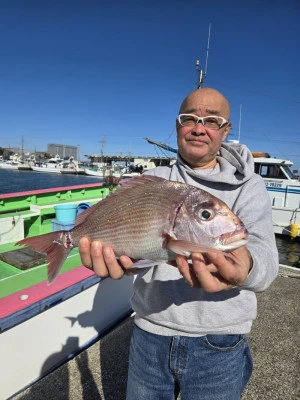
[1, 0, 300, 171]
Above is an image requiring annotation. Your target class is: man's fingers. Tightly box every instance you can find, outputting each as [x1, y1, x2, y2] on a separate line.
[102, 246, 125, 279]
[176, 252, 238, 292]
[205, 249, 250, 286]
[79, 237, 93, 269]
[120, 255, 136, 275]
[176, 254, 201, 287]
[190, 254, 223, 291]
[90, 241, 110, 277]
[79, 238, 132, 279]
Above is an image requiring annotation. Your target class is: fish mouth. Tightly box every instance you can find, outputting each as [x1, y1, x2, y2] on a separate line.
[219, 228, 249, 249]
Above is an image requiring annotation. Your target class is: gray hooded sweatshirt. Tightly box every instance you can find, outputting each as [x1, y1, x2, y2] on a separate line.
[132, 142, 279, 336]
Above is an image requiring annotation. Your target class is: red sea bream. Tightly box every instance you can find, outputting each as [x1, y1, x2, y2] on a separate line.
[17, 175, 248, 283]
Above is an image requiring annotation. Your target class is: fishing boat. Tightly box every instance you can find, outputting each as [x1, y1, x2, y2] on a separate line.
[0, 160, 20, 169]
[84, 163, 123, 177]
[0, 182, 133, 399]
[17, 161, 34, 171]
[252, 152, 300, 238]
[60, 161, 87, 175]
[31, 156, 85, 175]
[59, 159, 87, 175]
[86, 170, 141, 179]
[84, 167, 106, 177]
[31, 155, 64, 173]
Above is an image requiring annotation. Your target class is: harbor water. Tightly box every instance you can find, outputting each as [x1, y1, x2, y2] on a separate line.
[0, 168, 299, 268]
[0, 167, 102, 194]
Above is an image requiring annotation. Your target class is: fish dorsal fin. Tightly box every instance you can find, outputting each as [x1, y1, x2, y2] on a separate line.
[118, 175, 167, 191]
[93, 175, 168, 204]
[74, 205, 97, 226]
[74, 175, 167, 226]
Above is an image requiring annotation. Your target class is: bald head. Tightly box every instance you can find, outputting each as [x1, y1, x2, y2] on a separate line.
[179, 88, 230, 120]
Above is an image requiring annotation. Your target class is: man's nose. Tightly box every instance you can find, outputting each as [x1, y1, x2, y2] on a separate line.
[192, 122, 206, 134]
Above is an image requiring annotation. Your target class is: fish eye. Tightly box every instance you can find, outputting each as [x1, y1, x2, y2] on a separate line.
[199, 209, 213, 221]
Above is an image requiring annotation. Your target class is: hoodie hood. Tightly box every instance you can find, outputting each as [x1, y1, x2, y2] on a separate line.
[176, 142, 255, 186]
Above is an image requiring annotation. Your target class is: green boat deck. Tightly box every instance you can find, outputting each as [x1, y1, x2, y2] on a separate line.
[0, 182, 117, 298]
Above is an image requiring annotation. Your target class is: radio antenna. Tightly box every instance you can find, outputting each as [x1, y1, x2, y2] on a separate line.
[196, 23, 211, 89]
[238, 104, 242, 143]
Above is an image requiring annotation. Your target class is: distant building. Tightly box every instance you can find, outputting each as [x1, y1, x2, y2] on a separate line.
[134, 157, 176, 171]
[47, 144, 78, 159]
[84, 154, 177, 171]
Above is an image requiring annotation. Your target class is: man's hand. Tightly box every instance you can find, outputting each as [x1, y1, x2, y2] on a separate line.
[79, 237, 135, 279]
[176, 246, 253, 292]
[79, 238, 253, 290]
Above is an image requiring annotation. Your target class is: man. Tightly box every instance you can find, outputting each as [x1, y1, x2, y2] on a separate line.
[79, 88, 279, 399]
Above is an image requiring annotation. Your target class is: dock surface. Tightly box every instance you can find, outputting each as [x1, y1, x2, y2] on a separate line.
[11, 266, 300, 400]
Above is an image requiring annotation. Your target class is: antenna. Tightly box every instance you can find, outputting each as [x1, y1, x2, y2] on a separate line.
[100, 135, 105, 164]
[196, 23, 211, 89]
[195, 60, 204, 89]
[204, 23, 211, 77]
[238, 104, 242, 143]
[21, 136, 24, 160]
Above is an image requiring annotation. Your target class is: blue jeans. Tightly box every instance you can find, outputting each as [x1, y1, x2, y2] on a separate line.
[126, 325, 253, 400]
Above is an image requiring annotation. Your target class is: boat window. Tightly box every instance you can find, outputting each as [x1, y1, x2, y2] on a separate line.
[259, 164, 287, 179]
[282, 165, 296, 179]
[254, 163, 261, 174]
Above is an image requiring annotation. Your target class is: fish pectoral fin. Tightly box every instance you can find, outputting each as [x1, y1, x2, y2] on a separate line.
[167, 239, 220, 256]
[129, 259, 161, 269]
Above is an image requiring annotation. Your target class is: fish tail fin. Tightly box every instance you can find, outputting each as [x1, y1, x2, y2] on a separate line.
[17, 231, 71, 284]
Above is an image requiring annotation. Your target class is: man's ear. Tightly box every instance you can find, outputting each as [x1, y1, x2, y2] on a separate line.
[222, 122, 232, 141]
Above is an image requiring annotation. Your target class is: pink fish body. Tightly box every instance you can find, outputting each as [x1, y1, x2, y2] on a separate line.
[17, 175, 248, 283]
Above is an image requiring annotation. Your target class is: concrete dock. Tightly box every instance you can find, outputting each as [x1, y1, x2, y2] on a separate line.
[11, 266, 300, 400]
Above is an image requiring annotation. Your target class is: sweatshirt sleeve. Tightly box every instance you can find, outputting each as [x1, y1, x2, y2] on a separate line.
[234, 175, 279, 292]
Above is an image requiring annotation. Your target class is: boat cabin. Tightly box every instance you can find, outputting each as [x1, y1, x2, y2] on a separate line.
[252, 154, 300, 236]
[254, 158, 296, 180]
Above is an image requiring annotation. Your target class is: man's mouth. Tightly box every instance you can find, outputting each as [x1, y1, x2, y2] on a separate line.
[186, 138, 208, 145]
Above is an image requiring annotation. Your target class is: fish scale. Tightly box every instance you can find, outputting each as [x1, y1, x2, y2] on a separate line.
[72, 183, 185, 259]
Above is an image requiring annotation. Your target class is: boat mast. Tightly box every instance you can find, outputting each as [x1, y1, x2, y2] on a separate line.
[21, 136, 24, 161]
[144, 24, 212, 154]
[196, 23, 211, 89]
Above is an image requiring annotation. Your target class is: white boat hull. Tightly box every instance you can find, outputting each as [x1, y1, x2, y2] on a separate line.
[252, 157, 300, 238]
[84, 168, 105, 177]
[60, 168, 86, 175]
[31, 166, 62, 173]
[261, 178, 300, 237]
[271, 206, 300, 236]
[0, 275, 133, 400]
[0, 163, 19, 169]
[84, 168, 124, 179]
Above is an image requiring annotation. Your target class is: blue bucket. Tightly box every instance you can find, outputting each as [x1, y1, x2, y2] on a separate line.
[77, 202, 92, 216]
[54, 204, 77, 223]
